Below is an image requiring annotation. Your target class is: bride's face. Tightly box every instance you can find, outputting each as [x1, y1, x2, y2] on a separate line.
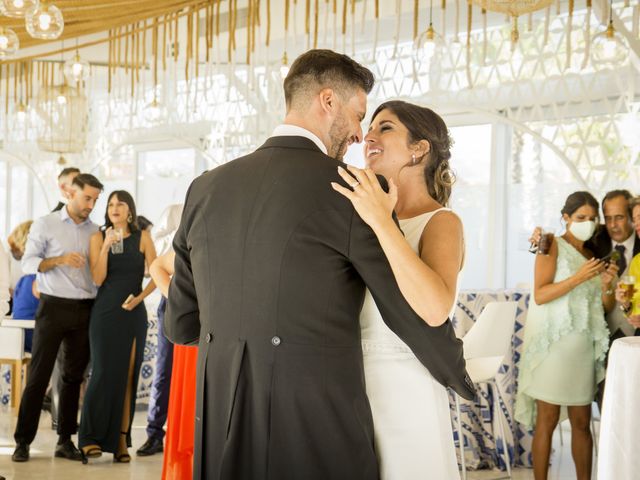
[363, 109, 413, 181]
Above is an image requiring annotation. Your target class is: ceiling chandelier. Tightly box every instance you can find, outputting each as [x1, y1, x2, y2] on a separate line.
[415, 0, 443, 62]
[472, 0, 554, 48]
[0, 25, 18, 58]
[0, 0, 39, 18]
[25, 1, 64, 40]
[591, 0, 627, 66]
[63, 52, 90, 85]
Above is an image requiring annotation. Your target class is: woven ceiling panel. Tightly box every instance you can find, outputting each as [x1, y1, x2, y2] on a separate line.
[0, 0, 209, 49]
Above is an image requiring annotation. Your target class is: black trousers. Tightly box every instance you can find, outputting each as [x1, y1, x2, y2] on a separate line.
[14, 294, 93, 445]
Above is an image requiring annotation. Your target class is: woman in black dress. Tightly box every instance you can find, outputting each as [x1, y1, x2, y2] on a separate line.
[79, 190, 157, 462]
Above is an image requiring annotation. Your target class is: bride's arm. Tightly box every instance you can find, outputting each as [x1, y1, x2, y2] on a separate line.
[370, 211, 463, 327]
[332, 166, 463, 327]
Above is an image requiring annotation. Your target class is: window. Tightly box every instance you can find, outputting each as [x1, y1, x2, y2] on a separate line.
[449, 124, 494, 290]
[136, 148, 196, 226]
[9, 165, 30, 233]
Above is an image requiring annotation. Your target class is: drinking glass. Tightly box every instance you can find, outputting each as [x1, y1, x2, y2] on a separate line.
[619, 275, 637, 297]
[110, 227, 124, 254]
[537, 228, 555, 255]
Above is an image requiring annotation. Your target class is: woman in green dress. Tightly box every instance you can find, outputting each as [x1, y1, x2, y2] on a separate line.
[515, 191, 618, 480]
[79, 190, 157, 462]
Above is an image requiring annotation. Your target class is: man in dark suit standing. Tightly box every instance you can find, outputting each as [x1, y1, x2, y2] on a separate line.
[165, 49, 474, 480]
[582, 190, 639, 408]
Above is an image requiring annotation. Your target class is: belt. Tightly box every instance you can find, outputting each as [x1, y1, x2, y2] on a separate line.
[40, 293, 95, 306]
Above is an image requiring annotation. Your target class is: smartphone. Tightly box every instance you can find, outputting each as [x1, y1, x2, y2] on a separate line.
[599, 250, 621, 265]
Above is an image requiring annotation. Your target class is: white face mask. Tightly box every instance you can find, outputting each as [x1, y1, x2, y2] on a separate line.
[569, 220, 597, 241]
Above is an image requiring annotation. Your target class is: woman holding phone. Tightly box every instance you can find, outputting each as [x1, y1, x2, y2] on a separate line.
[515, 191, 618, 480]
[79, 190, 157, 462]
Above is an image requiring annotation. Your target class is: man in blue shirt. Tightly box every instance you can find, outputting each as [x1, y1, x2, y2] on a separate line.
[12, 173, 103, 463]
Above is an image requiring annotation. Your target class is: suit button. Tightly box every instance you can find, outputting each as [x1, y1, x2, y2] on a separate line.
[205, 333, 213, 343]
[271, 335, 281, 346]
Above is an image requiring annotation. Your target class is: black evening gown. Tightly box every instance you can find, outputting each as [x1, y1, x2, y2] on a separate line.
[79, 230, 147, 453]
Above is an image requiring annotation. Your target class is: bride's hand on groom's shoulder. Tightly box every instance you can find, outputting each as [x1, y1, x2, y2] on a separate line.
[331, 165, 398, 230]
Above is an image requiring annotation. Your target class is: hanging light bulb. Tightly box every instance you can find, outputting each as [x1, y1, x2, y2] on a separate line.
[591, 0, 627, 66]
[414, 0, 442, 63]
[280, 52, 290, 79]
[15, 101, 27, 123]
[63, 53, 90, 84]
[143, 98, 168, 125]
[0, 27, 19, 59]
[25, 2, 64, 40]
[0, 0, 38, 18]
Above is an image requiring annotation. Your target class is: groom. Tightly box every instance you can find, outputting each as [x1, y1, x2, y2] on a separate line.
[165, 49, 474, 479]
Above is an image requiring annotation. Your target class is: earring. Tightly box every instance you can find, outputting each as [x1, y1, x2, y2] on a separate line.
[411, 153, 417, 165]
[127, 213, 133, 223]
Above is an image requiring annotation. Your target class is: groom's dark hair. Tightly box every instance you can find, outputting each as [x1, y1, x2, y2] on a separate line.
[283, 49, 375, 111]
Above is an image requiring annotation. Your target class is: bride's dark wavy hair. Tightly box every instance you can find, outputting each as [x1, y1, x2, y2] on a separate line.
[370, 100, 455, 206]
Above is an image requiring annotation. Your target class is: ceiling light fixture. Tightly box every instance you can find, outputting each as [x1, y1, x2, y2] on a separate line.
[25, 2, 64, 40]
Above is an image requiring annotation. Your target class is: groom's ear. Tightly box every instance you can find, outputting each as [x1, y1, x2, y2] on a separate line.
[319, 88, 336, 115]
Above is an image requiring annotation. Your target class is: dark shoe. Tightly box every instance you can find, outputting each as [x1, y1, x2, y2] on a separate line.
[136, 436, 163, 456]
[12, 443, 29, 462]
[54, 439, 83, 461]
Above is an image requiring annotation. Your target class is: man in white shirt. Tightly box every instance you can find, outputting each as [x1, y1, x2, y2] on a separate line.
[12, 174, 103, 463]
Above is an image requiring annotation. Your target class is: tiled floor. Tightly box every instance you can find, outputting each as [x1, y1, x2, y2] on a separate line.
[0, 407, 162, 480]
[0, 407, 595, 480]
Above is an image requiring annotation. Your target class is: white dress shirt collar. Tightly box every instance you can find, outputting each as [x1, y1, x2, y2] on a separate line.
[59, 205, 91, 226]
[271, 124, 328, 155]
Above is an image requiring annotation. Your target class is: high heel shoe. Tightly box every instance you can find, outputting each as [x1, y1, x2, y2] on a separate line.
[114, 431, 131, 463]
[80, 445, 102, 465]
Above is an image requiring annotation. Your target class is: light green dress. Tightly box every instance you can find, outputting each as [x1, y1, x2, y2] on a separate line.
[515, 237, 610, 429]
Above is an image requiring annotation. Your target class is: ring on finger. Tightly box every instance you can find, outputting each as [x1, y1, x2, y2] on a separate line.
[350, 181, 360, 188]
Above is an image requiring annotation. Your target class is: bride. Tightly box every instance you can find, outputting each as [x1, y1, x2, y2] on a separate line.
[332, 100, 464, 479]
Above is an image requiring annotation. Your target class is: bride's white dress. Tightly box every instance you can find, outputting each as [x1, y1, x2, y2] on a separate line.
[361, 208, 460, 480]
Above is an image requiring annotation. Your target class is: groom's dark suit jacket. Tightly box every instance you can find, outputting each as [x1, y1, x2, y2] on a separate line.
[165, 136, 475, 480]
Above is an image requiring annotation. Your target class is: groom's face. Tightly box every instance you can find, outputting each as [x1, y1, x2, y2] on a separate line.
[327, 89, 367, 160]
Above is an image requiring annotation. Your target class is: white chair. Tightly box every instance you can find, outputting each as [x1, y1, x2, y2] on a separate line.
[0, 321, 32, 408]
[455, 301, 518, 480]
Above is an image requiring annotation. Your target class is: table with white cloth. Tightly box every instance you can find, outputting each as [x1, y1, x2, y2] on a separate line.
[596, 336, 640, 480]
[449, 289, 534, 470]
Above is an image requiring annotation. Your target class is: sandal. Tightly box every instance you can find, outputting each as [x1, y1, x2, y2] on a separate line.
[81, 445, 102, 464]
[114, 452, 131, 463]
[114, 431, 131, 463]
